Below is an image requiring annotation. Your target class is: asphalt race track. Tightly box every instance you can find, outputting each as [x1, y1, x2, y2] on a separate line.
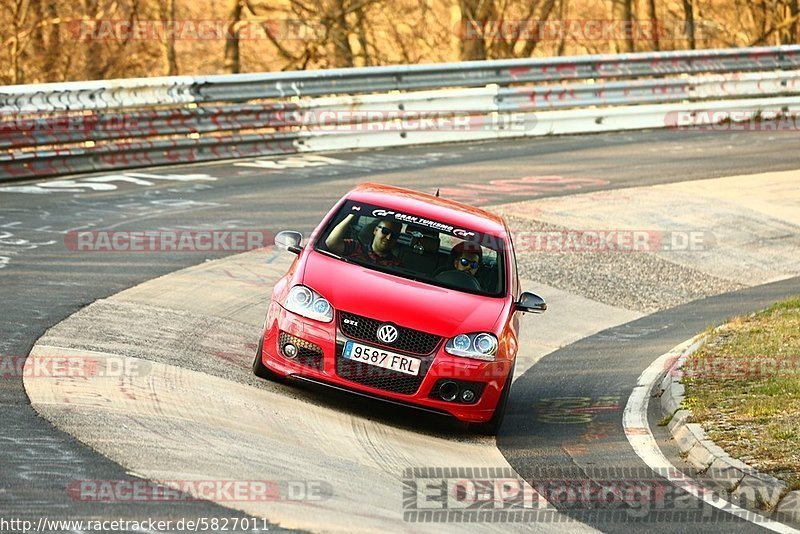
[2, 128, 799, 533]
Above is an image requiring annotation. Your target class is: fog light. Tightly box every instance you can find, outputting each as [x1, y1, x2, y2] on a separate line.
[461, 389, 476, 403]
[283, 343, 298, 359]
[439, 381, 459, 402]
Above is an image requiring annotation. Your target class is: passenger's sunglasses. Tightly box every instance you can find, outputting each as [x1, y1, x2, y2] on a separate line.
[458, 257, 480, 269]
[376, 226, 397, 239]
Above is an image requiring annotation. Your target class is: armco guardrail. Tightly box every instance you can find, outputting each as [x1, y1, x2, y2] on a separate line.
[2, 45, 800, 180]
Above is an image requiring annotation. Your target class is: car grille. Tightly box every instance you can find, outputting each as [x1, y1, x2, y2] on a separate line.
[338, 312, 441, 355]
[279, 331, 323, 370]
[335, 343, 433, 395]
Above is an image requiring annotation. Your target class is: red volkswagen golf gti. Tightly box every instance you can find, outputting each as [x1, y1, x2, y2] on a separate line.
[254, 183, 545, 434]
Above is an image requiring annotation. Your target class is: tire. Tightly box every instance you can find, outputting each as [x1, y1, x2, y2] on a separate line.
[469, 367, 514, 436]
[252, 335, 283, 381]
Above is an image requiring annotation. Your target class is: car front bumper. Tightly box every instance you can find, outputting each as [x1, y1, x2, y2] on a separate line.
[259, 301, 512, 423]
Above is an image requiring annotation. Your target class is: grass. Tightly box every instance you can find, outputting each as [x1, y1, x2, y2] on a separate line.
[682, 295, 800, 491]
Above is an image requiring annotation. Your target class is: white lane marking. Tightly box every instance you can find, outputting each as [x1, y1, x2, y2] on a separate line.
[0, 172, 218, 194]
[234, 154, 345, 169]
[623, 337, 800, 533]
[84, 175, 154, 186]
[0, 229, 58, 270]
[0, 185, 84, 194]
[125, 172, 217, 182]
[31, 180, 116, 191]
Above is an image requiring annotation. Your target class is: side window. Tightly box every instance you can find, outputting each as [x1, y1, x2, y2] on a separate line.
[479, 247, 500, 293]
[439, 234, 459, 250]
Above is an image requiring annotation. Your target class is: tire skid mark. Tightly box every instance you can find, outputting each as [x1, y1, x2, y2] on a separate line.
[25, 249, 585, 532]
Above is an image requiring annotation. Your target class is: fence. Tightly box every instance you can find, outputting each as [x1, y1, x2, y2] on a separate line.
[2, 45, 799, 180]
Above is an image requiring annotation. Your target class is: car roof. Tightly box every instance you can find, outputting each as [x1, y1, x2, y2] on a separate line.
[345, 183, 508, 236]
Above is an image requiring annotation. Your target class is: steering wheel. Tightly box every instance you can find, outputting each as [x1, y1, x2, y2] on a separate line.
[434, 269, 482, 291]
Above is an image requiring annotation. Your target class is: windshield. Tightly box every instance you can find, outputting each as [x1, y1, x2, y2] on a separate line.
[314, 200, 506, 296]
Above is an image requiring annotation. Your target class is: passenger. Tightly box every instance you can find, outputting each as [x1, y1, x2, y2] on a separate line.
[450, 241, 482, 276]
[325, 214, 402, 266]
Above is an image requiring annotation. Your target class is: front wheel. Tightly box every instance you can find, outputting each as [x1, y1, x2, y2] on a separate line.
[469, 367, 514, 436]
[253, 335, 283, 381]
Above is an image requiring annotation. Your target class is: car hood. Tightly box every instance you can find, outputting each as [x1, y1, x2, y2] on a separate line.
[301, 250, 508, 337]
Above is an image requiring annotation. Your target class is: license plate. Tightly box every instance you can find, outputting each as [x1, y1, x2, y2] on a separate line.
[342, 341, 421, 376]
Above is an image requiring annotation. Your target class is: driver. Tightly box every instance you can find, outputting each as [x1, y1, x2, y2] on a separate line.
[325, 214, 402, 266]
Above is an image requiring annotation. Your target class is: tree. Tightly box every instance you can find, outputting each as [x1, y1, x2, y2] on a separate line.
[648, 0, 660, 51]
[683, 0, 695, 49]
[610, 0, 634, 53]
[161, 0, 178, 75]
[224, 0, 244, 73]
[455, 0, 562, 61]
[459, 0, 496, 60]
[4, 0, 31, 84]
[2, 0, 799, 85]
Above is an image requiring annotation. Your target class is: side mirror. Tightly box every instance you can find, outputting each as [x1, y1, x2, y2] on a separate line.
[274, 230, 303, 255]
[515, 292, 546, 314]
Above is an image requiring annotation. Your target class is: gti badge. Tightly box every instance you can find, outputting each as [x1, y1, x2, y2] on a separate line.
[377, 324, 398, 344]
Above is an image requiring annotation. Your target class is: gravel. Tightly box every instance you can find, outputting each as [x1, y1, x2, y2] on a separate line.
[502, 215, 745, 313]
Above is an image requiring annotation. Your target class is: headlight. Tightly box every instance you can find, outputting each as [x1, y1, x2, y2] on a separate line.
[445, 332, 498, 361]
[452, 334, 471, 352]
[283, 285, 333, 322]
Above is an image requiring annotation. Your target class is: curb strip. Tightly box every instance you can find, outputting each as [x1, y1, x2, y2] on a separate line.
[658, 337, 800, 523]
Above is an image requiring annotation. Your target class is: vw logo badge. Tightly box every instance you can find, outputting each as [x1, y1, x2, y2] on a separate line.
[377, 324, 398, 344]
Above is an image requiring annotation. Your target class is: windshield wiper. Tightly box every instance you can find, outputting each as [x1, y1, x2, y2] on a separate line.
[316, 248, 355, 264]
